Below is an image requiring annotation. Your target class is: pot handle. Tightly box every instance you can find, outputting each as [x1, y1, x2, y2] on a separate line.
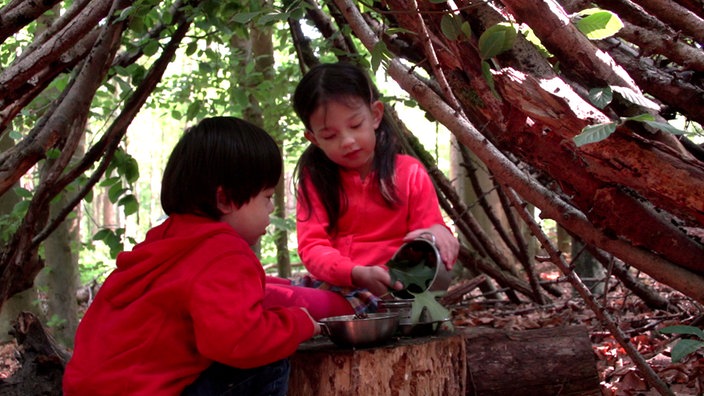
[419, 231, 436, 245]
[318, 322, 331, 337]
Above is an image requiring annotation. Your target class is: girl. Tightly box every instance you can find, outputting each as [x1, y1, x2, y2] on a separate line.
[64, 117, 319, 396]
[293, 62, 459, 316]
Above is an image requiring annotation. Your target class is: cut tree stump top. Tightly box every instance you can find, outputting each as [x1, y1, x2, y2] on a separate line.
[289, 325, 601, 396]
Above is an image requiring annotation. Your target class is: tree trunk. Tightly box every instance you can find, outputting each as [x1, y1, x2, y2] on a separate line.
[465, 326, 601, 396]
[288, 326, 600, 396]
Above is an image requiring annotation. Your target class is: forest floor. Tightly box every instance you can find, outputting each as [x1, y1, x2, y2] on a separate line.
[0, 270, 702, 395]
[448, 270, 704, 395]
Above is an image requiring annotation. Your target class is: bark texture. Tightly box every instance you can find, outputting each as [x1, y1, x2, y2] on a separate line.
[288, 326, 600, 396]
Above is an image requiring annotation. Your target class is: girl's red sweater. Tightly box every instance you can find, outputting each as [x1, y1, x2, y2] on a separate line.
[297, 154, 448, 287]
[63, 214, 314, 395]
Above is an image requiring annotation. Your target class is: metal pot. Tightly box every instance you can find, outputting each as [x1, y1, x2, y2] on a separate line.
[388, 237, 450, 299]
[318, 312, 400, 348]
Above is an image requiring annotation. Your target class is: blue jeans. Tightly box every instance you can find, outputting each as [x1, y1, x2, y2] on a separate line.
[181, 359, 290, 396]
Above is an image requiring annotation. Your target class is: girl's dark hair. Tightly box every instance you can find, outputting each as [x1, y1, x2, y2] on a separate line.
[293, 62, 400, 234]
[161, 116, 282, 220]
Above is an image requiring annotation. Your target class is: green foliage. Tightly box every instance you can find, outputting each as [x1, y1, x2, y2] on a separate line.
[588, 87, 613, 109]
[409, 290, 450, 324]
[574, 85, 684, 146]
[574, 8, 623, 40]
[519, 25, 551, 58]
[573, 122, 617, 147]
[659, 325, 704, 363]
[388, 259, 435, 294]
[440, 14, 470, 41]
[478, 22, 517, 60]
[92, 228, 128, 259]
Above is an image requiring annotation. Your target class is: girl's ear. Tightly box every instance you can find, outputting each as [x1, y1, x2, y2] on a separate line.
[371, 100, 384, 128]
[304, 130, 318, 146]
[215, 186, 233, 214]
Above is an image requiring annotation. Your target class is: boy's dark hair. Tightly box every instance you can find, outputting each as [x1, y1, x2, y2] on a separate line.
[161, 116, 282, 220]
[293, 62, 401, 234]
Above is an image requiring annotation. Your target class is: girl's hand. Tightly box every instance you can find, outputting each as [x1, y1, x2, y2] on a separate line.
[404, 224, 459, 270]
[351, 266, 403, 297]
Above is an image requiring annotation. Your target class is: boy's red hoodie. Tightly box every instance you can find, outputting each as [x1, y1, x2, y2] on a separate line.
[63, 214, 314, 395]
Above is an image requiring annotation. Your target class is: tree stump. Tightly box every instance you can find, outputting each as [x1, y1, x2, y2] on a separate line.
[288, 325, 600, 396]
[0, 312, 68, 396]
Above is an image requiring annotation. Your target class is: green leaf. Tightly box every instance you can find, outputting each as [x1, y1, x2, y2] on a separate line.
[231, 11, 259, 24]
[388, 259, 436, 294]
[13, 187, 32, 199]
[108, 183, 125, 204]
[92, 229, 113, 241]
[478, 22, 517, 60]
[588, 87, 612, 109]
[120, 155, 140, 183]
[461, 22, 472, 40]
[99, 176, 120, 187]
[624, 113, 655, 122]
[520, 26, 550, 58]
[370, 41, 390, 73]
[644, 121, 686, 135]
[481, 60, 499, 99]
[440, 14, 463, 41]
[660, 325, 704, 339]
[670, 339, 704, 363]
[575, 10, 623, 40]
[611, 86, 660, 110]
[142, 39, 160, 56]
[409, 290, 450, 323]
[118, 194, 139, 216]
[573, 122, 617, 146]
[46, 148, 61, 159]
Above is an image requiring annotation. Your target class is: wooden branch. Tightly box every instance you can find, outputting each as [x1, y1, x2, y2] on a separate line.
[0, 1, 112, 106]
[633, 0, 704, 45]
[0, 0, 63, 43]
[493, 68, 704, 227]
[35, 5, 194, 249]
[0, 0, 130, 307]
[501, 0, 641, 91]
[601, 38, 704, 126]
[0, 29, 99, 134]
[618, 20, 704, 71]
[334, 0, 704, 304]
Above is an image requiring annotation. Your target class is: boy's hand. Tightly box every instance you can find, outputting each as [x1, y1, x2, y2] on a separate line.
[300, 307, 321, 336]
[351, 266, 403, 297]
[404, 224, 459, 270]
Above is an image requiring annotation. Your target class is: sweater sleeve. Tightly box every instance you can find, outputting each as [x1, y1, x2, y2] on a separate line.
[296, 179, 357, 287]
[189, 250, 314, 369]
[403, 156, 449, 232]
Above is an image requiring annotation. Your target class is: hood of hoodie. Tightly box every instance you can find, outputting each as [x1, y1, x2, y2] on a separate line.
[103, 214, 237, 307]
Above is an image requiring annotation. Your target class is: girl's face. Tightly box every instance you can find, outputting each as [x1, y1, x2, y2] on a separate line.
[218, 187, 275, 246]
[305, 97, 384, 178]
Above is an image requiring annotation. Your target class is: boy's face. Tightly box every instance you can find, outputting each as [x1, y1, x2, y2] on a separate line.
[219, 187, 275, 246]
[304, 98, 383, 179]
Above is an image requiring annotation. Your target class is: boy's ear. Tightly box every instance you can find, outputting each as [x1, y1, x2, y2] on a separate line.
[215, 186, 233, 214]
[371, 100, 384, 128]
[304, 130, 318, 146]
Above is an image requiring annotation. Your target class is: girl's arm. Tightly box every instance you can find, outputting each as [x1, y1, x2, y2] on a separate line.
[402, 156, 459, 270]
[296, 183, 357, 287]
